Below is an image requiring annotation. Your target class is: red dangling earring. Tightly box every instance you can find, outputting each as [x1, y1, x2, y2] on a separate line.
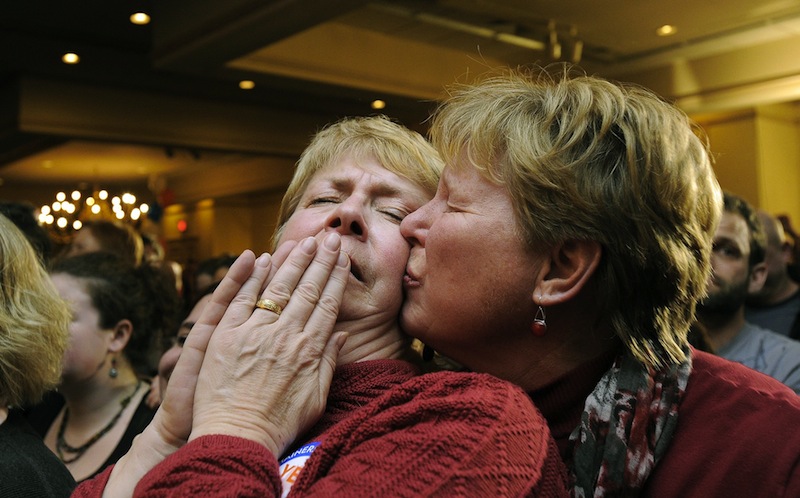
[532, 305, 547, 336]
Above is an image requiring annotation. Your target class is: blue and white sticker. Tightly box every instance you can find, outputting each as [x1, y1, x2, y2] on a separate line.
[278, 441, 320, 497]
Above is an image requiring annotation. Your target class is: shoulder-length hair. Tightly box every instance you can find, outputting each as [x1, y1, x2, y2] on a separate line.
[431, 66, 722, 368]
[0, 214, 70, 407]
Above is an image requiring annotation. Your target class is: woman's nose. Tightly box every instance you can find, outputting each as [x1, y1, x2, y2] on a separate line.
[325, 200, 367, 239]
[400, 201, 431, 246]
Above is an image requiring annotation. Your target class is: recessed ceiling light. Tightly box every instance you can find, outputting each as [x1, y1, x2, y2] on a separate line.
[62, 53, 80, 64]
[656, 24, 677, 36]
[239, 80, 255, 90]
[371, 99, 386, 110]
[130, 12, 151, 25]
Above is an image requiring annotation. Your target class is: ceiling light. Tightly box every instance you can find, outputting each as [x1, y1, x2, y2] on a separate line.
[39, 186, 148, 242]
[371, 99, 386, 110]
[130, 12, 151, 25]
[656, 25, 677, 36]
[62, 53, 80, 64]
[239, 80, 255, 90]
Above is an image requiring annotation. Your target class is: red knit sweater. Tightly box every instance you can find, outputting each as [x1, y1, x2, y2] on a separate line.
[73, 360, 568, 497]
[530, 349, 800, 497]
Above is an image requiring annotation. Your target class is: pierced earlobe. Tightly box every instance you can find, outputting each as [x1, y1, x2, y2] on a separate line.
[532, 306, 547, 336]
[109, 357, 119, 378]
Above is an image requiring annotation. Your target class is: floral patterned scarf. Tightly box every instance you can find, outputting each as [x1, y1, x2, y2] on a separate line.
[569, 346, 692, 497]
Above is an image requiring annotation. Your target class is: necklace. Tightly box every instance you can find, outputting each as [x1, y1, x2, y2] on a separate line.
[56, 380, 142, 464]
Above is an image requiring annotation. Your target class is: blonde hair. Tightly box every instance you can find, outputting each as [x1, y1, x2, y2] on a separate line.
[0, 214, 70, 407]
[430, 67, 722, 368]
[272, 115, 444, 249]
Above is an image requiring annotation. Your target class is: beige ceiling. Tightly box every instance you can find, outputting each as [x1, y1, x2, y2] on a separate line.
[2, 0, 800, 205]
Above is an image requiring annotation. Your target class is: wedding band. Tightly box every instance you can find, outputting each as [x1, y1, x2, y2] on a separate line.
[255, 299, 282, 315]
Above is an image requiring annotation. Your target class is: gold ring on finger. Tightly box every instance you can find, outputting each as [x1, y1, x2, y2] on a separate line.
[255, 298, 283, 315]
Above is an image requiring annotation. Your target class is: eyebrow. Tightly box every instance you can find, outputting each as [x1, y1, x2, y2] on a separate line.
[328, 177, 406, 199]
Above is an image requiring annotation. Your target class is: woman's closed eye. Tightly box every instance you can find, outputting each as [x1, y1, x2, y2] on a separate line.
[380, 208, 406, 223]
[309, 197, 339, 206]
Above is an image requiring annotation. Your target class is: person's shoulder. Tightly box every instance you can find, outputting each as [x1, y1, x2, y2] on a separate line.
[404, 371, 538, 417]
[0, 411, 76, 496]
[752, 323, 800, 349]
[648, 350, 800, 496]
[688, 349, 800, 408]
[412, 370, 528, 396]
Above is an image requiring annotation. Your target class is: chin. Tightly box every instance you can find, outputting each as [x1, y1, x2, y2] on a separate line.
[399, 310, 425, 337]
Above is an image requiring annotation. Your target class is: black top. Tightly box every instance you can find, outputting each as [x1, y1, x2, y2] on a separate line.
[0, 409, 76, 497]
[25, 388, 156, 482]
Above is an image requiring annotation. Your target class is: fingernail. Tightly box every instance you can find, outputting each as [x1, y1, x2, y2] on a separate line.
[324, 232, 341, 250]
[301, 237, 317, 253]
[256, 253, 270, 266]
[337, 252, 349, 268]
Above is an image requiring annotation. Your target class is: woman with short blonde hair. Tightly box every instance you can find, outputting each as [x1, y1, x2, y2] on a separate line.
[0, 213, 75, 496]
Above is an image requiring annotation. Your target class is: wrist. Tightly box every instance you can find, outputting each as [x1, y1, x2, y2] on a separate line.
[190, 418, 283, 457]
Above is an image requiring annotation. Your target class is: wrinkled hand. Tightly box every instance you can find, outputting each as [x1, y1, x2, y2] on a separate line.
[152, 244, 291, 448]
[189, 232, 350, 457]
[102, 245, 295, 497]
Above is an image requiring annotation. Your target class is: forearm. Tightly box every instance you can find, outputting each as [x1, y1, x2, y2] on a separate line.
[133, 435, 281, 497]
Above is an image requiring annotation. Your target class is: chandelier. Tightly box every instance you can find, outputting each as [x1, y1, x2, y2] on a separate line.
[38, 187, 150, 242]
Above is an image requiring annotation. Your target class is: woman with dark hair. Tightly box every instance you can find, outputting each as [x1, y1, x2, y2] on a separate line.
[26, 251, 180, 482]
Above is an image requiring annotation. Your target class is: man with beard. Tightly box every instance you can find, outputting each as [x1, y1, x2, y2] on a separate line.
[697, 192, 800, 393]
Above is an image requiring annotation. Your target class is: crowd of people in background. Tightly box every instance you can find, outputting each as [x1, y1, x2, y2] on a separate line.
[1, 66, 799, 497]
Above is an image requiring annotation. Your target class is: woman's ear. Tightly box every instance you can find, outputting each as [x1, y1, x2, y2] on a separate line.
[108, 319, 133, 354]
[533, 239, 602, 306]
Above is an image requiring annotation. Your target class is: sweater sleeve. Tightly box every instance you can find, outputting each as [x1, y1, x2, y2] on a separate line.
[132, 435, 282, 497]
[292, 372, 568, 497]
[129, 373, 568, 498]
[71, 465, 113, 498]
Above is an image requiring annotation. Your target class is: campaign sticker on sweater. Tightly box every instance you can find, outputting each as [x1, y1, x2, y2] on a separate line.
[279, 441, 320, 497]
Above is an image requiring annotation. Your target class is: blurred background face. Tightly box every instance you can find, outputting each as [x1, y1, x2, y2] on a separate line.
[699, 211, 752, 314]
[64, 228, 102, 258]
[158, 293, 213, 395]
[278, 156, 430, 323]
[50, 273, 112, 383]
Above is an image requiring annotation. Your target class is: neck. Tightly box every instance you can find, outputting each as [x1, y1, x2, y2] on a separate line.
[334, 317, 408, 365]
[0, 405, 7, 426]
[60, 359, 140, 417]
[761, 276, 799, 305]
[508, 328, 620, 392]
[698, 307, 746, 351]
[438, 316, 620, 392]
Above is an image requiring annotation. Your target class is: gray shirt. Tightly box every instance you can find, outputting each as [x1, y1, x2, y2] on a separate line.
[717, 322, 800, 394]
[745, 291, 800, 337]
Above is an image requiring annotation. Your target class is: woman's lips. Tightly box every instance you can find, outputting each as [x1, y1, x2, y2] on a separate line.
[403, 271, 420, 288]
